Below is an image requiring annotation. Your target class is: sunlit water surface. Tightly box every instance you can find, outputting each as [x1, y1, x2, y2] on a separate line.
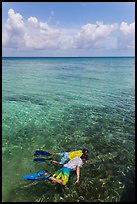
[2, 57, 135, 202]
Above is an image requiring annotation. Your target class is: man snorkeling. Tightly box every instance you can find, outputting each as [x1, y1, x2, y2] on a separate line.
[46, 153, 88, 185]
[50, 148, 88, 165]
[33, 148, 88, 165]
[23, 152, 88, 186]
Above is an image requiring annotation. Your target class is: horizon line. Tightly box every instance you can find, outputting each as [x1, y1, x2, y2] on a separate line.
[2, 56, 135, 58]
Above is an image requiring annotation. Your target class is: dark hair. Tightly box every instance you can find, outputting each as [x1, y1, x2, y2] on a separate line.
[82, 148, 88, 154]
[80, 153, 88, 160]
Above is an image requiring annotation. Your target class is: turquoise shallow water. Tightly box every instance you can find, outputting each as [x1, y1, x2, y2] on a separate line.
[2, 57, 135, 202]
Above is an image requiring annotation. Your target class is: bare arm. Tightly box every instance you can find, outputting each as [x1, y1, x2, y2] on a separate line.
[52, 153, 59, 156]
[50, 153, 63, 166]
[74, 165, 80, 184]
[50, 160, 61, 166]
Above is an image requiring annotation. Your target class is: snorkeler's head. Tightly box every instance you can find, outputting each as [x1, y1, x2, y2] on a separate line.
[82, 148, 88, 154]
[80, 153, 88, 161]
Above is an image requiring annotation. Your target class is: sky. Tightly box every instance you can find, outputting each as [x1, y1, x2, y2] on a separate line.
[2, 2, 135, 57]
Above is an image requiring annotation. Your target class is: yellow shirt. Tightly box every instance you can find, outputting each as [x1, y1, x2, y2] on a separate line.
[68, 150, 83, 160]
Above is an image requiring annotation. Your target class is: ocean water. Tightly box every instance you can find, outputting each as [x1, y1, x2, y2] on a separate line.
[2, 57, 135, 202]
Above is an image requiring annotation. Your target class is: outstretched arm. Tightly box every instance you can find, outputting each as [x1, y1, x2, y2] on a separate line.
[50, 160, 61, 166]
[74, 165, 80, 184]
[52, 153, 59, 156]
[50, 153, 62, 166]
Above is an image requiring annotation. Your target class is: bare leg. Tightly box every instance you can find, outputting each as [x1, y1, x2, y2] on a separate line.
[44, 172, 65, 185]
[48, 176, 66, 185]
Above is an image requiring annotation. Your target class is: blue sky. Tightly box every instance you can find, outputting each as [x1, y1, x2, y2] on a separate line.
[2, 2, 135, 57]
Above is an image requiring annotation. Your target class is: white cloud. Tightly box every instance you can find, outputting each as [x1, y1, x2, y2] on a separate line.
[2, 9, 135, 55]
[120, 22, 135, 35]
[27, 16, 39, 26]
[39, 22, 49, 30]
[7, 9, 24, 30]
[118, 22, 135, 49]
[24, 20, 61, 49]
[2, 25, 8, 46]
[3, 9, 25, 48]
[73, 22, 118, 49]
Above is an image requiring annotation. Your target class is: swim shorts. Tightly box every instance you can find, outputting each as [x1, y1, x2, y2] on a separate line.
[52, 167, 71, 185]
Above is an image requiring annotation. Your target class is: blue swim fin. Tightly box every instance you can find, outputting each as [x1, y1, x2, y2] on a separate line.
[22, 170, 46, 179]
[34, 150, 51, 156]
[33, 158, 52, 162]
[27, 174, 51, 181]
